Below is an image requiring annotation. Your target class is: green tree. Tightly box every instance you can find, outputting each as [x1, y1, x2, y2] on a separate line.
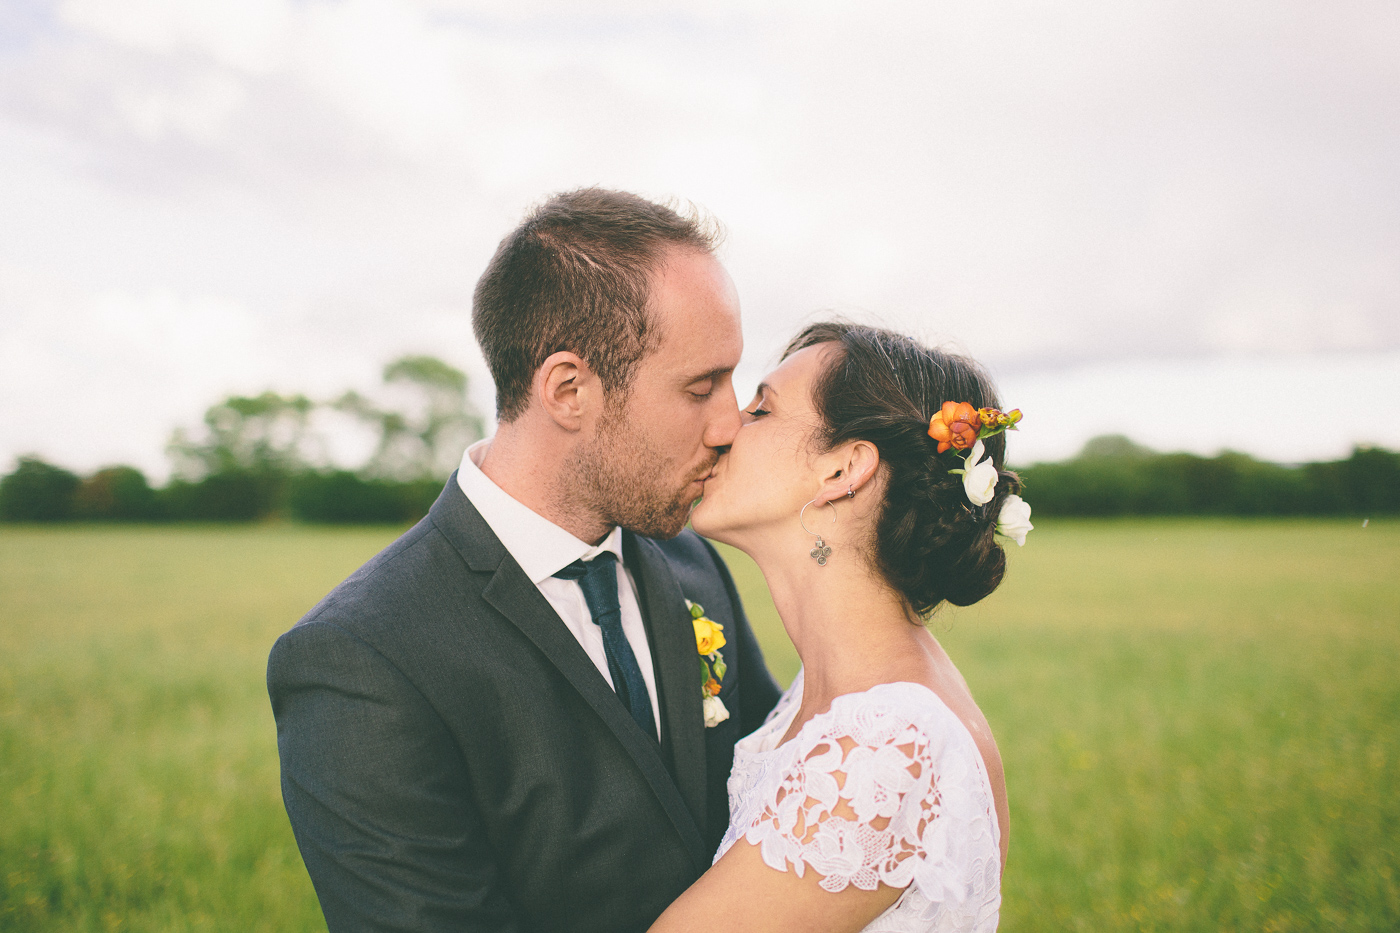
[73, 466, 159, 520]
[0, 457, 80, 521]
[1017, 435, 1398, 517]
[1305, 445, 1400, 515]
[163, 392, 317, 520]
[335, 355, 484, 481]
[1077, 434, 1155, 460]
[287, 471, 441, 524]
[167, 392, 317, 479]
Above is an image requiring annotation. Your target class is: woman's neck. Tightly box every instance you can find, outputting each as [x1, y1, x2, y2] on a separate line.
[754, 538, 933, 710]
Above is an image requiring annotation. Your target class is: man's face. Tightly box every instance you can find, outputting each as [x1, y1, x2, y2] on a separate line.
[576, 247, 743, 539]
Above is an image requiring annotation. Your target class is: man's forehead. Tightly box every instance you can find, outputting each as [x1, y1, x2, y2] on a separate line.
[643, 252, 741, 372]
[641, 340, 739, 388]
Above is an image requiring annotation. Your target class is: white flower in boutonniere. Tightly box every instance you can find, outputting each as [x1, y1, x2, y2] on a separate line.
[688, 599, 730, 727]
[702, 694, 729, 728]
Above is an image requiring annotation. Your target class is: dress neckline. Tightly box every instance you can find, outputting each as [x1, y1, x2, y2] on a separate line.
[758, 674, 964, 753]
[733, 669, 1003, 864]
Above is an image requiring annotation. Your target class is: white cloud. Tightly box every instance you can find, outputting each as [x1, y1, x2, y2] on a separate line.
[114, 71, 248, 144]
[1, 269, 261, 478]
[0, 255, 492, 481]
[297, 0, 476, 158]
[1, 0, 1398, 477]
[999, 352, 1400, 465]
[59, 0, 293, 74]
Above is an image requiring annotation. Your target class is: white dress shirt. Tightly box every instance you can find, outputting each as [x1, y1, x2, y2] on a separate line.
[456, 439, 661, 738]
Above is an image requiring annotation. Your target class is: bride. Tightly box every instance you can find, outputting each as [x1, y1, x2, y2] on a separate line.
[651, 322, 1028, 933]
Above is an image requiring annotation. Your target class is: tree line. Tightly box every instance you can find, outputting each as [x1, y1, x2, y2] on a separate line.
[1014, 435, 1398, 517]
[3, 378, 1397, 523]
[1, 356, 484, 524]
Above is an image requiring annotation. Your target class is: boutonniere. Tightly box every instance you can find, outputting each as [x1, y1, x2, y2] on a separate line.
[688, 599, 730, 727]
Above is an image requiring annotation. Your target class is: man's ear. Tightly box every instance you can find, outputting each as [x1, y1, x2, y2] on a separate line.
[820, 440, 880, 503]
[537, 351, 597, 430]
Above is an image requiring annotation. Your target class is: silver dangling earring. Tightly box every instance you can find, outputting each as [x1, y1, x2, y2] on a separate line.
[799, 499, 837, 566]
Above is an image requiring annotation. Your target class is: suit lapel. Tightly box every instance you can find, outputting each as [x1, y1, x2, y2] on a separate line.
[625, 532, 708, 841]
[429, 478, 708, 872]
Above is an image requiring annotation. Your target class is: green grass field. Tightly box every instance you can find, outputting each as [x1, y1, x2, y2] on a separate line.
[2, 520, 1397, 931]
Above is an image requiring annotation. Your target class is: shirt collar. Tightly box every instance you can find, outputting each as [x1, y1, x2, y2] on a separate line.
[456, 439, 624, 584]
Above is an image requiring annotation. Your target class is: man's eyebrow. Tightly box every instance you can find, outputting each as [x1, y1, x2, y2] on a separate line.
[684, 366, 734, 384]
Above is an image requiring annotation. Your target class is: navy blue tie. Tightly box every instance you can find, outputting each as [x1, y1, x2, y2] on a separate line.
[554, 553, 657, 738]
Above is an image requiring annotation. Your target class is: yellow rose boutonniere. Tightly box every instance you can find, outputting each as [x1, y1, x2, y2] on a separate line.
[693, 614, 726, 656]
[688, 599, 730, 727]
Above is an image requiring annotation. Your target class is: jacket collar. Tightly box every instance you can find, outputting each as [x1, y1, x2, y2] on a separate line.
[428, 475, 709, 872]
[455, 438, 625, 583]
[625, 531, 709, 840]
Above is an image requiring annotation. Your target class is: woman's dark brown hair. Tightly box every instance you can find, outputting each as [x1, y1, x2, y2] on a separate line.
[785, 321, 1021, 615]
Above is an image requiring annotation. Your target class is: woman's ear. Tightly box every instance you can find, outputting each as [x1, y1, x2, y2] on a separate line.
[819, 440, 880, 503]
[536, 351, 597, 430]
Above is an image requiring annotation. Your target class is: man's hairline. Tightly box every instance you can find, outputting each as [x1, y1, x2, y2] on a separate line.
[598, 239, 728, 395]
[490, 240, 720, 425]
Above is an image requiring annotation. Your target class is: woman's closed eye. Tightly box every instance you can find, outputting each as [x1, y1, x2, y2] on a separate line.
[742, 383, 775, 421]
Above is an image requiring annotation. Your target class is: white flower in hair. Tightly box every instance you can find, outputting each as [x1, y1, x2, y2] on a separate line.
[997, 494, 1034, 545]
[961, 439, 999, 506]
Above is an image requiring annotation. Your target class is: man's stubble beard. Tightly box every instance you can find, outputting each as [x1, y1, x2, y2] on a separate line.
[571, 399, 717, 540]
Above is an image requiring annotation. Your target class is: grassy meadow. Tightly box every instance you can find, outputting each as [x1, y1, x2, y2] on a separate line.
[1, 519, 1397, 931]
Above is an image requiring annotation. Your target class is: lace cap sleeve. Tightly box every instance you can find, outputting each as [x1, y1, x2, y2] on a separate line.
[739, 685, 992, 898]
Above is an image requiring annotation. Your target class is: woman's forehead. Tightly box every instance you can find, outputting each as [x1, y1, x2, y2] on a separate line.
[766, 342, 836, 394]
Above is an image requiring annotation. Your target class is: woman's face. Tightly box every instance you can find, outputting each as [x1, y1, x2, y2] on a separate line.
[690, 343, 834, 548]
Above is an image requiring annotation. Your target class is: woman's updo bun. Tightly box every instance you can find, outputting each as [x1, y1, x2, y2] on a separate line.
[786, 322, 1021, 616]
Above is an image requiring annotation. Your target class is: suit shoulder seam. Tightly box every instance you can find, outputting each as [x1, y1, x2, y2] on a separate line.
[285, 616, 439, 712]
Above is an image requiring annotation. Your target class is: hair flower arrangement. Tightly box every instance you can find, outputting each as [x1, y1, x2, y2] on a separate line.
[928, 402, 1022, 452]
[688, 599, 729, 727]
[930, 403, 1033, 545]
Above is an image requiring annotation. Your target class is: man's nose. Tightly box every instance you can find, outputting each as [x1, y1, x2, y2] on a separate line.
[704, 388, 742, 449]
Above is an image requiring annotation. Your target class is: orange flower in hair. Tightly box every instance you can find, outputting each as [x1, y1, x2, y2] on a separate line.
[928, 401, 980, 452]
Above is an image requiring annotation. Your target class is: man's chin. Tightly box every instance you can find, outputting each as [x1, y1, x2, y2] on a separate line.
[629, 496, 701, 541]
[655, 505, 699, 540]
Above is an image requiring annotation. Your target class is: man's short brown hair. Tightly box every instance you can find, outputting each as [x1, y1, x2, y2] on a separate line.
[472, 188, 719, 422]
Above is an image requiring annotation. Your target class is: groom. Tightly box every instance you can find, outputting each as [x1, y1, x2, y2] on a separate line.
[268, 188, 781, 932]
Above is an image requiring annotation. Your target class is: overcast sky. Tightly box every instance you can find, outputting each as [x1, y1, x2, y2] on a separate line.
[2, 0, 1397, 481]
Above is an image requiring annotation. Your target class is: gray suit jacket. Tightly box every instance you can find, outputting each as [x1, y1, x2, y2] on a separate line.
[268, 474, 781, 932]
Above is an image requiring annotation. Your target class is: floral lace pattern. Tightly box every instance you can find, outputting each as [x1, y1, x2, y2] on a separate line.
[716, 673, 1001, 932]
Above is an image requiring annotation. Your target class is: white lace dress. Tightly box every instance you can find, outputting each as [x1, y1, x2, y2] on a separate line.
[715, 671, 1002, 932]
